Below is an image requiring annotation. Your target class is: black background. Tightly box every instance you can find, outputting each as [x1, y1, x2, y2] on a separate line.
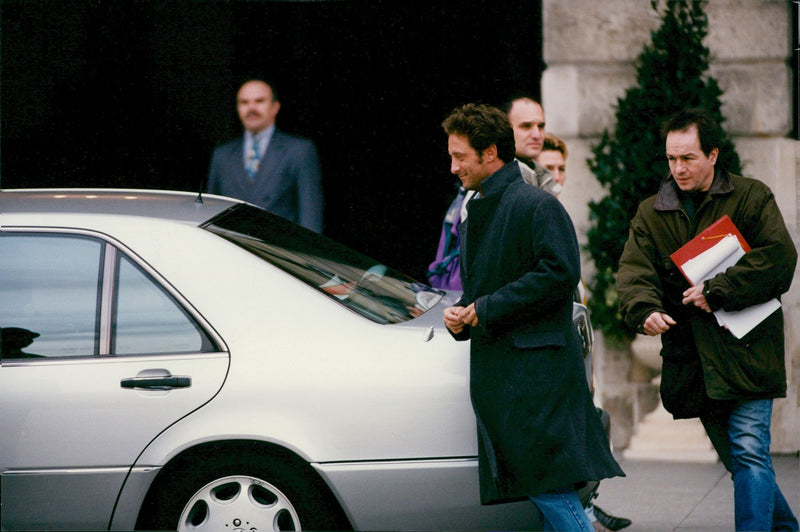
[1, 0, 543, 279]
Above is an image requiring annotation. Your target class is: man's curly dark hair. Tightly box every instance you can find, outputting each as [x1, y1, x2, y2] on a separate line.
[442, 103, 516, 164]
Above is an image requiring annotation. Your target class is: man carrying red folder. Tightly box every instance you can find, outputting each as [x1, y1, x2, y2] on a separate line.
[617, 108, 797, 531]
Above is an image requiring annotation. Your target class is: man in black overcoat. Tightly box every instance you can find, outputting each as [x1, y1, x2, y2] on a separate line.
[442, 103, 623, 531]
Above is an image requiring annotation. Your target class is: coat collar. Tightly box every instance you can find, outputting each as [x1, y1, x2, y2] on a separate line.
[653, 168, 734, 211]
[480, 160, 524, 197]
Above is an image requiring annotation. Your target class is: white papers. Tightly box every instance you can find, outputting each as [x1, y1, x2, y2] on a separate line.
[714, 300, 780, 340]
[681, 234, 743, 285]
[681, 234, 780, 339]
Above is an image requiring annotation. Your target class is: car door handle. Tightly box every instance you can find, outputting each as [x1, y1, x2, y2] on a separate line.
[121, 375, 191, 390]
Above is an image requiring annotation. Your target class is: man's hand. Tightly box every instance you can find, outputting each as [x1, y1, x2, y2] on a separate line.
[682, 284, 711, 313]
[642, 311, 676, 336]
[444, 306, 466, 334]
[457, 303, 479, 327]
[443, 303, 480, 334]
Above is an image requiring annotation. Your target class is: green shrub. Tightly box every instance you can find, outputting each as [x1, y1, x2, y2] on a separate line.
[586, 0, 741, 346]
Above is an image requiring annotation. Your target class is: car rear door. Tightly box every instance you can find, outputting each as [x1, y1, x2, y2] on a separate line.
[0, 230, 229, 530]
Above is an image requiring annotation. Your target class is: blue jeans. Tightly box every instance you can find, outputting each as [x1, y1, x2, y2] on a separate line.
[530, 488, 594, 532]
[702, 399, 799, 532]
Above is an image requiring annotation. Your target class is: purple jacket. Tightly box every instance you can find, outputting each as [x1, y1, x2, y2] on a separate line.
[427, 187, 466, 290]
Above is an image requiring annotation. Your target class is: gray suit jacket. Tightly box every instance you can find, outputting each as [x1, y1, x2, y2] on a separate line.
[207, 129, 324, 232]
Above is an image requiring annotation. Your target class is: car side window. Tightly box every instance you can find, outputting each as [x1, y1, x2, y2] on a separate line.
[0, 234, 103, 358]
[0, 232, 216, 360]
[113, 255, 213, 355]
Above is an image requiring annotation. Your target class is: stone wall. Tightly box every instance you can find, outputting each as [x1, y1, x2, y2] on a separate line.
[541, 0, 798, 452]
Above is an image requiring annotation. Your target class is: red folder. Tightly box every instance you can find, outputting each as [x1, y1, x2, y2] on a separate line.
[669, 214, 780, 339]
[670, 215, 750, 285]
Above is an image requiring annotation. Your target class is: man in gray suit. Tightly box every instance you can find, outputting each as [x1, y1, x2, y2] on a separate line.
[207, 79, 324, 233]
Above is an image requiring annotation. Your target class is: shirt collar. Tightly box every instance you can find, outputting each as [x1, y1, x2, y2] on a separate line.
[246, 125, 276, 153]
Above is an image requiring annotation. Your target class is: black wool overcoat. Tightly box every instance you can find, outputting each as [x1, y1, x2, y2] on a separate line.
[453, 161, 623, 504]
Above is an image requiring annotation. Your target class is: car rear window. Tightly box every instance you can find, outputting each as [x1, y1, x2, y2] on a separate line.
[203, 205, 443, 324]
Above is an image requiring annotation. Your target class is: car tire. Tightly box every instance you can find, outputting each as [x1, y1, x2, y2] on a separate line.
[136, 449, 350, 531]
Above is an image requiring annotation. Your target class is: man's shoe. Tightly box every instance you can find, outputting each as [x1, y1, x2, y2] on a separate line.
[593, 505, 632, 531]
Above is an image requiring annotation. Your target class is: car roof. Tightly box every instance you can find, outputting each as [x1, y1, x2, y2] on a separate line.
[0, 189, 241, 225]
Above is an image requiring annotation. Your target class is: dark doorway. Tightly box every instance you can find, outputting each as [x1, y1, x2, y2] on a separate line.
[1, 0, 543, 279]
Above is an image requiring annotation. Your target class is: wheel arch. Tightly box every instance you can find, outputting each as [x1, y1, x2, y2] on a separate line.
[134, 439, 352, 530]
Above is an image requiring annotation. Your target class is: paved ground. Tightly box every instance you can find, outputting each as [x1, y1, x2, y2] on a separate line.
[593, 453, 799, 531]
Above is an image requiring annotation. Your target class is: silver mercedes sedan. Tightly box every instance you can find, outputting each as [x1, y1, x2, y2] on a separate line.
[0, 189, 598, 531]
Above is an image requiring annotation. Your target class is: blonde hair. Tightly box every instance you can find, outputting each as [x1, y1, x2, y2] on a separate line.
[542, 133, 568, 160]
